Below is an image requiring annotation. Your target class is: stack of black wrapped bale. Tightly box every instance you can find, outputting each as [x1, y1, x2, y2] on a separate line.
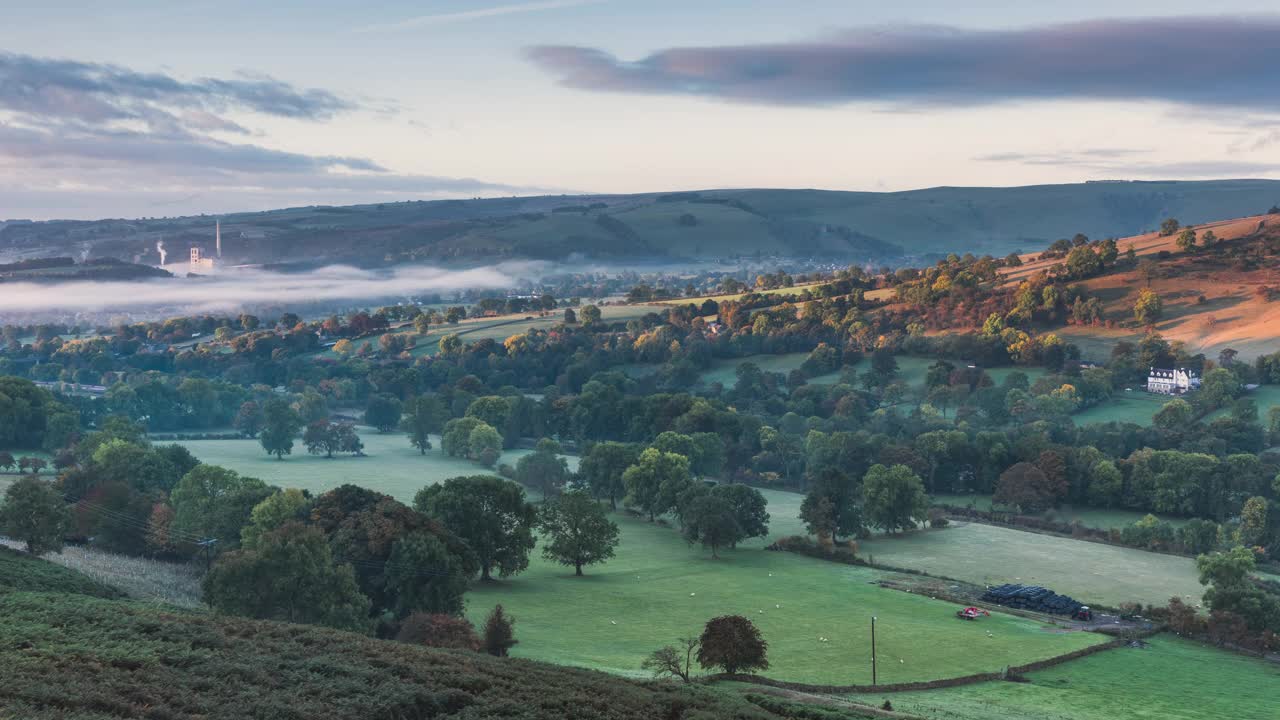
[981, 584, 1085, 616]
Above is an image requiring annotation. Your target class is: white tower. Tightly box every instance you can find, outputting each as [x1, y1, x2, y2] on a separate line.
[215, 220, 222, 258]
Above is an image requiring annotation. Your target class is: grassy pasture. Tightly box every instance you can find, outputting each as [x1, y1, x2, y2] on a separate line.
[879, 635, 1279, 720]
[1207, 383, 1280, 422]
[466, 513, 1102, 684]
[852, 522, 1202, 607]
[176, 442, 1101, 685]
[1072, 390, 1169, 426]
[176, 429, 574, 500]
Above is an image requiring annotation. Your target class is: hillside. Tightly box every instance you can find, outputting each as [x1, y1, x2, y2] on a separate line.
[0, 550, 859, 720]
[4, 180, 1279, 268]
[1002, 214, 1280, 360]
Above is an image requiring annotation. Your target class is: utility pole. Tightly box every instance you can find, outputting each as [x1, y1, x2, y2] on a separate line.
[197, 538, 218, 571]
[871, 615, 877, 686]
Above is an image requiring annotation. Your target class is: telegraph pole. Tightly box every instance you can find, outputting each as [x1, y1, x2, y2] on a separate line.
[197, 538, 218, 571]
[871, 615, 877, 686]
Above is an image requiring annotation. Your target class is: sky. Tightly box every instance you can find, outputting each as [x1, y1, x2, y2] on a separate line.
[3, 1, 1280, 220]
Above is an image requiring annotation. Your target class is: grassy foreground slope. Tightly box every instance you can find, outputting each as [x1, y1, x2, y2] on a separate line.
[882, 636, 1279, 720]
[0, 554, 855, 720]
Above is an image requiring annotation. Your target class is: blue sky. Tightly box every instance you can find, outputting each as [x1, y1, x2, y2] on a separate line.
[3, 1, 1280, 219]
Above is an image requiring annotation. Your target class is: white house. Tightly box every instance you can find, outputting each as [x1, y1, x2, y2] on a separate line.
[1146, 367, 1200, 395]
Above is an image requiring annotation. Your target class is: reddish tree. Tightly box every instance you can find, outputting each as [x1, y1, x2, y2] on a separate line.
[993, 462, 1057, 513]
[697, 615, 769, 675]
[396, 613, 480, 651]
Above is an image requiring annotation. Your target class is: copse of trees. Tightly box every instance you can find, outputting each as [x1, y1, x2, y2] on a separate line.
[415, 475, 537, 582]
[0, 474, 71, 554]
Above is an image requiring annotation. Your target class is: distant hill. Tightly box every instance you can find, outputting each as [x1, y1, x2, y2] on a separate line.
[4, 180, 1280, 268]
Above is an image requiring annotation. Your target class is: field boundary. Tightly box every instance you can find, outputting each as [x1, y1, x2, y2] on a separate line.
[705, 636, 1134, 694]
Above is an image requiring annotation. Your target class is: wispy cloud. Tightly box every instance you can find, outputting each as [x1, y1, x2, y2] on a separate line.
[358, 0, 601, 33]
[527, 15, 1280, 111]
[0, 50, 546, 218]
[976, 149, 1280, 179]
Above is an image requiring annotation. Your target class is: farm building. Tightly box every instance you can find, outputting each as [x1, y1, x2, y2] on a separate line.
[1146, 367, 1200, 395]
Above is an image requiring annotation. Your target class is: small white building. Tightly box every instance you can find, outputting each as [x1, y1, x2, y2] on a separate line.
[189, 247, 215, 270]
[1146, 367, 1200, 395]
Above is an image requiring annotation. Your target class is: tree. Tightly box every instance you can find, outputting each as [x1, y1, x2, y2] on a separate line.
[0, 451, 13, 472]
[578, 441, 640, 509]
[303, 420, 337, 457]
[441, 416, 483, 458]
[466, 396, 512, 430]
[396, 613, 479, 651]
[1087, 460, 1124, 508]
[681, 494, 741, 558]
[563, 307, 577, 324]
[1134, 288, 1164, 325]
[712, 484, 770, 545]
[642, 636, 700, 683]
[0, 475, 71, 554]
[1175, 227, 1198, 252]
[202, 522, 372, 632]
[993, 462, 1056, 513]
[170, 465, 273, 546]
[260, 397, 301, 460]
[697, 615, 768, 675]
[413, 313, 432, 335]
[19, 457, 47, 475]
[1239, 496, 1269, 546]
[538, 489, 619, 575]
[233, 401, 264, 438]
[468, 423, 503, 467]
[862, 464, 929, 534]
[799, 468, 863, 542]
[514, 438, 570, 499]
[579, 305, 602, 326]
[482, 604, 517, 657]
[365, 394, 403, 433]
[241, 488, 311, 549]
[1153, 398, 1194, 430]
[623, 448, 691, 521]
[415, 475, 537, 581]
[384, 530, 471, 616]
[403, 395, 446, 455]
[1159, 218, 1180, 236]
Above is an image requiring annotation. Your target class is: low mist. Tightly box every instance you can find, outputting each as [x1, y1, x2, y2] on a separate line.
[0, 263, 541, 315]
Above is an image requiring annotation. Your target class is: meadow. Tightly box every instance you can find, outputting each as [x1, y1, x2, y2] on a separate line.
[464, 512, 1102, 685]
[177, 429, 573, 499]
[1072, 391, 1170, 426]
[176, 437, 1102, 685]
[878, 635, 1280, 720]
[852, 522, 1202, 608]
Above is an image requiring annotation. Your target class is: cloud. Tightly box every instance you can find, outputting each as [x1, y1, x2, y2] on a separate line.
[0, 51, 542, 218]
[527, 15, 1280, 110]
[0, 52, 354, 125]
[976, 148, 1280, 178]
[359, 0, 601, 32]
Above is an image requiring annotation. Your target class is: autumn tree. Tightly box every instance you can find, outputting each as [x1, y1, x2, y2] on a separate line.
[1134, 288, 1164, 326]
[260, 397, 301, 460]
[697, 615, 769, 675]
[396, 612, 479, 650]
[993, 462, 1056, 513]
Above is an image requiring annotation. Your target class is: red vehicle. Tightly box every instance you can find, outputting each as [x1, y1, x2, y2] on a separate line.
[956, 607, 991, 620]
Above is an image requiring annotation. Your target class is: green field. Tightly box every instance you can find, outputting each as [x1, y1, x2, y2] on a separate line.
[879, 636, 1279, 720]
[177, 430, 574, 499]
[697, 352, 844, 387]
[852, 522, 1201, 607]
[176, 440, 1102, 685]
[1207, 384, 1280, 422]
[1073, 390, 1170, 426]
[465, 513, 1102, 685]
